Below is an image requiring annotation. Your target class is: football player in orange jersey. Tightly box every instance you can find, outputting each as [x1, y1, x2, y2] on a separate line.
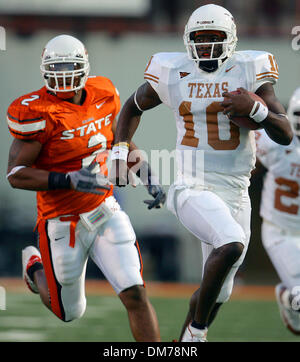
[6, 34, 165, 342]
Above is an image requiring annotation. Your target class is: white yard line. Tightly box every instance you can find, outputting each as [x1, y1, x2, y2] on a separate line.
[0, 330, 46, 341]
[0, 316, 45, 328]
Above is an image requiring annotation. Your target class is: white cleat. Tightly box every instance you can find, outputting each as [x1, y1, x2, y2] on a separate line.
[181, 324, 208, 342]
[275, 283, 300, 335]
[22, 246, 42, 294]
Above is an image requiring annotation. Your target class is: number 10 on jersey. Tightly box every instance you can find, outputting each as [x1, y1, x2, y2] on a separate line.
[179, 101, 240, 150]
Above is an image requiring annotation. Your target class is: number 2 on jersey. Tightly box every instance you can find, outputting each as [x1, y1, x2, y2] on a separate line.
[179, 101, 240, 150]
[274, 177, 299, 215]
[82, 133, 108, 173]
[21, 95, 40, 106]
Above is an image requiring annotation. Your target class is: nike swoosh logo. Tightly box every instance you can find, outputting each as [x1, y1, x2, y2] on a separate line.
[96, 101, 106, 109]
[55, 237, 64, 241]
[225, 65, 236, 73]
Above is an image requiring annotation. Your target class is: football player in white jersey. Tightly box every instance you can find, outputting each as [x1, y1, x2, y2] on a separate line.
[110, 4, 293, 341]
[255, 88, 300, 335]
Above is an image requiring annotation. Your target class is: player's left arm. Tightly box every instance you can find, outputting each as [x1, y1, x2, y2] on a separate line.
[222, 83, 293, 145]
[255, 82, 293, 145]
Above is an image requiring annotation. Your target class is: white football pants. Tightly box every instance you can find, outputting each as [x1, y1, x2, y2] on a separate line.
[38, 201, 143, 322]
[262, 219, 300, 291]
[168, 185, 251, 303]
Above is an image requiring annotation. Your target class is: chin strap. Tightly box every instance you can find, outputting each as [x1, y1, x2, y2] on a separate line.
[198, 60, 219, 72]
[198, 57, 227, 73]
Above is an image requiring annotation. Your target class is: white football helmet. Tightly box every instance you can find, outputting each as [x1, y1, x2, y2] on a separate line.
[287, 88, 300, 136]
[183, 4, 238, 67]
[40, 34, 90, 93]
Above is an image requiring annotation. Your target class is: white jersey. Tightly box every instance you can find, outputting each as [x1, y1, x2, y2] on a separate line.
[144, 50, 279, 189]
[256, 130, 300, 231]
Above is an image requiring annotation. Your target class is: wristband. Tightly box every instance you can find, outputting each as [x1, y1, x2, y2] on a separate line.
[48, 172, 71, 190]
[249, 101, 268, 123]
[111, 144, 129, 161]
[113, 142, 130, 148]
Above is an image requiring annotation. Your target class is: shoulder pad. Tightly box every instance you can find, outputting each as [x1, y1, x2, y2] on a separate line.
[237, 50, 279, 84]
[7, 88, 48, 140]
[86, 76, 119, 98]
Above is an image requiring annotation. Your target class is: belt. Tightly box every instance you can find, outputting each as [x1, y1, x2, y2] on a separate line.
[59, 215, 80, 248]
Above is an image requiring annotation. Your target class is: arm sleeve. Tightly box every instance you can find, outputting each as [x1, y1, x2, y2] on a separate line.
[143, 53, 171, 107]
[7, 99, 48, 144]
[253, 52, 279, 93]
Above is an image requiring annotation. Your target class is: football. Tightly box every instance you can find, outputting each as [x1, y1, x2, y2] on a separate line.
[225, 91, 266, 130]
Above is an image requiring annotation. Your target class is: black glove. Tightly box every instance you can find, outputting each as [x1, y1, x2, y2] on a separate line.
[68, 163, 111, 195]
[144, 184, 166, 210]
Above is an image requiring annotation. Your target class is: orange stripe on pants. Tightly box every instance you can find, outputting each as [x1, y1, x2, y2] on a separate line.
[135, 240, 145, 288]
[59, 216, 80, 248]
[38, 219, 64, 320]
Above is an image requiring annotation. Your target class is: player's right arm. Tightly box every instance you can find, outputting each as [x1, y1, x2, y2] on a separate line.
[7, 137, 111, 195]
[112, 53, 164, 186]
[114, 82, 162, 143]
[110, 83, 166, 208]
[7, 138, 50, 190]
[111, 82, 161, 186]
[7, 99, 110, 195]
[7, 93, 65, 191]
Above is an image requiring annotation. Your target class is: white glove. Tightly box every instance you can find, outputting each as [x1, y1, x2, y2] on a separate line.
[68, 163, 111, 195]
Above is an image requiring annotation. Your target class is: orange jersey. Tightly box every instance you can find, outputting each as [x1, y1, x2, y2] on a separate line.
[7, 76, 120, 221]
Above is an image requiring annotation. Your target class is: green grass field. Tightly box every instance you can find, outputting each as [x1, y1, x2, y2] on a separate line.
[0, 291, 299, 342]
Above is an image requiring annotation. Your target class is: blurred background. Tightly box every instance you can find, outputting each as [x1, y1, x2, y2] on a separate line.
[0, 0, 299, 286]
